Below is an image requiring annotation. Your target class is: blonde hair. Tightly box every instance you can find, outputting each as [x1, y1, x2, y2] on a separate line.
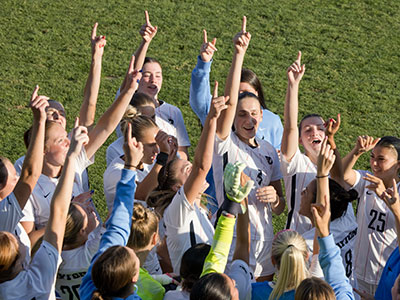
[0, 231, 19, 273]
[127, 203, 159, 251]
[120, 106, 158, 142]
[269, 230, 308, 300]
[63, 203, 85, 247]
[295, 277, 335, 300]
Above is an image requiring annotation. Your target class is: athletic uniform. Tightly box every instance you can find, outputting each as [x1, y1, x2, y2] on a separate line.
[374, 247, 400, 300]
[56, 225, 105, 300]
[164, 186, 215, 274]
[21, 148, 93, 229]
[280, 148, 316, 234]
[213, 132, 282, 277]
[352, 170, 399, 294]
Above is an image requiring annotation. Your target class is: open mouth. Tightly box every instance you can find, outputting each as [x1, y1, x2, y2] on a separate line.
[312, 139, 322, 145]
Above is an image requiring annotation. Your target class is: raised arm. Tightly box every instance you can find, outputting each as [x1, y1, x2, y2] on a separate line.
[184, 83, 228, 204]
[79, 23, 106, 129]
[281, 51, 305, 162]
[13, 86, 47, 210]
[342, 135, 380, 187]
[44, 119, 89, 253]
[216, 16, 251, 140]
[85, 55, 141, 159]
[189, 29, 217, 125]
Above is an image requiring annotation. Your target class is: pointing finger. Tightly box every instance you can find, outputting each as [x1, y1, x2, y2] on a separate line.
[211, 37, 217, 46]
[74, 117, 79, 128]
[31, 85, 40, 101]
[91, 22, 98, 40]
[296, 51, 302, 65]
[203, 29, 207, 43]
[213, 81, 219, 98]
[145, 10, 150, 25]
[242, 16, 247, 32]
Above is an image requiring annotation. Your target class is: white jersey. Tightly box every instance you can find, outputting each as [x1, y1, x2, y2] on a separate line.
[103, 156, 154, 211]
[213, 132, 282, 241]
[164, 186, 215, 274]
[107, 116, 177, 167]
[56, 226, 105, 300]
[303, 204, 358, 281]
[21, 148, 93, 228]
[352, 170, 399, 285]
[0, 240, 61, 300]
[280, 148, 316, 234]
[228, 259, 253, 300]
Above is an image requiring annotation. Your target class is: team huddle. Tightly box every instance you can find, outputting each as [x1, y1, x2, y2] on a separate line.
[0, 10, 399, 300]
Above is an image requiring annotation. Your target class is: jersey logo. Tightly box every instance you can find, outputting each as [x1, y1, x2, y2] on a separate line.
[257, 169, 263, 185]
[265, 155, 273, 165]
[366, 190, 373, 195]
[44, 192, 51, 198]
[168, 118, 174, 125]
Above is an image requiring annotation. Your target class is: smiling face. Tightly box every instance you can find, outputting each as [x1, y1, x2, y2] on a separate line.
[299, 116, 326, 157]
[137, 62, 162, 99]
[234, 96, 262, 145]
[44, 123, 70, 167]
[370, 145, 400, 181]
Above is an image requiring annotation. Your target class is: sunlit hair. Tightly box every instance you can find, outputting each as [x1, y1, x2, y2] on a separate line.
[127, 203, 159, 251]
[269, 230, 308, 300]
[0, 231, 19, 273]
[63, 203, 85, 247]
[120, 108, 157, 143]
[91, 245, 138, 300]
[294, 277, 335, 300]
[130, 92, 155, 107]
[241, 68, 267, 109]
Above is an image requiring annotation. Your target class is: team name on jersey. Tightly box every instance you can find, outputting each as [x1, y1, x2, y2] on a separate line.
[336, 228, 357, 249]
[57, 271, 86, 280]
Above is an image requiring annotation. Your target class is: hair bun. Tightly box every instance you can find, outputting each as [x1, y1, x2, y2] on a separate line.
[347, 189, 359, 202]
[132, 203, 147, 222]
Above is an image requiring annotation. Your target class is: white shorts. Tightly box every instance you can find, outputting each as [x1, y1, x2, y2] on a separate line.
[227, 237, 275, 278]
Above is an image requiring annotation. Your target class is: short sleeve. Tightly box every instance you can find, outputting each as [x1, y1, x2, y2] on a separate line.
[0, 193, 23, 232]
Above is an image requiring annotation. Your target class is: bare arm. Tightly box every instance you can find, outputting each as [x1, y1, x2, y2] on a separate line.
[14, 86, 47, 210]
[216, 16, 250, 141]
[281, 51, 305, 162]
[79, 23, 106, 129]
[232, 200, 250, 264]
[44, 121, 89, 253]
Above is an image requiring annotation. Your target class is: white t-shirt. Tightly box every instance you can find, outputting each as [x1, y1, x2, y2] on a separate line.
[107, 116, 177, 167]
[303, 204, 358, 281]
[213, 132, 282, 241]
[0, 240, 61, 300]
[228, 259, 253, 300]
[280, 148, 316, 234]
[21, 148, 93, 228]
[103, 156, 154, 211]
[164, 186, 215, 274]
[56, 226, 105, 300]
[352, 170, 399, 285]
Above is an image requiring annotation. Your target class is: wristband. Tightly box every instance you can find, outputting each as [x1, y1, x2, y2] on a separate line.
[316, 174, 329, 178]
[156, 152, 169, 166]
[124, 164, 137, 170]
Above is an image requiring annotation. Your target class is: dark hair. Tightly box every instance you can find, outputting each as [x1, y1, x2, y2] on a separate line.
[63, 203, 85, 247]
[376, 136, 400, 160]
[130, 92, 155, 107]
[144, 57, 162, 68]
[190, 273, 232, 300]
[238, 91, 260, 104]
[0, 157, 9, 191]
[91, 246, 138, 300]
[298, 114, 324, 136]
[240, 68, 267, 109]
[180, 243, 211, 292]
[295, 277, 335, 300]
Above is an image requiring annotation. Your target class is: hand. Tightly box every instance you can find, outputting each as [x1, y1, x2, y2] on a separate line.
[155, 130, 170, 154]
[167, 136, 178, 162]
[72, 190, 94, 205]
[364, 173, 387, 200]
[311, 193, 331, 238]
[68, 118, 89, 157]
[317, 137, 336, 177]
[354, 135, 380, 155]
[232, 16, 251, 54]
[139, 11, 157, 43]
[123, 123, 144, 168]
[353, 288, 375, 300]
[325, 113, 340, 139]
[91, 23, 106, 58]
[30, 85, 49, 122]
[208, 81, 228, 119]
[224, 162, 254, 203]
[379, 178, 400, 217]
[123, 55, 142, 92]
[200, 29, 217, 62]
[287, 51, 305, 85]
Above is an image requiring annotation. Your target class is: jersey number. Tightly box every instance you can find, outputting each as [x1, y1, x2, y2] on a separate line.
[368, 209, 386, 232]
[60, 284, 80, 300]
[344, 249, 352, 277]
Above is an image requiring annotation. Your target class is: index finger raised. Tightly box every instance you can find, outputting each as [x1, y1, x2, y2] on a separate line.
[74, 117, 80, 128]
[91, 22, 98, 40]
[145, 10, 150, 25]
[213, 81, 219, 98]
[203, 29, 207, 43]
[241, 16, 247, 32]
[125, 122, 132, 145]
[31, 85, 39, 101]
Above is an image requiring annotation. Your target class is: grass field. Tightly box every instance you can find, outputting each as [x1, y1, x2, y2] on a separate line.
[1, 0, 399, 231]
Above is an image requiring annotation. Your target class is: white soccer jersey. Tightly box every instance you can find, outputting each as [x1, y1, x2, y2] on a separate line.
[56, 226, 105, 300]
[352, 170, 399, 285]
[164, 186, 215, 274]
[107, 116, 177, 167]
[280, 148, 316, 234]
[103, 156, 154, 211]
[303, 203, 358, 281]
[21, 148, 93, 229]
[0, 240, 61, 300]
[213, 132, 282, 241]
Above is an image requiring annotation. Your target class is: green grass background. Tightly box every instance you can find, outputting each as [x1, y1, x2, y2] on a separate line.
[1, 0, 399, 231]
